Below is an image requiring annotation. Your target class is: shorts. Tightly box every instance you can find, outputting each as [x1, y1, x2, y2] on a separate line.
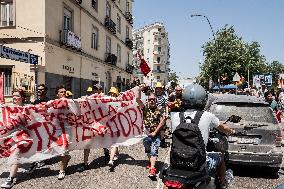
[206, 152, 221, 177]
[143, 136, 161, 157]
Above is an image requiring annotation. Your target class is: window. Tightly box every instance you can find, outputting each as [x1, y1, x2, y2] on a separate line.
[158, 47, 161, 52]
[126, 1, 130, 12]
[126, 26, 129, 38]
[117, 14, 121, 33]
[0, 0, 14, 27]
[0, 67, 12, 96]
[157, 76, 160, 81]
[158, 38, 161, 44]
[147, 49, 149, 53]
[127, 52, 130, 64]
[157, 57, 160, 63]
[117, 44, 121, 62]
[91, 27, 99, 49]
[91, 0, 98, 11]
[157, 66, 160, 70]
[106, 1, 111, 18]
[158, 28, 161, 32]
[106, 36, 111, 53]
[63, 7, 72, 30]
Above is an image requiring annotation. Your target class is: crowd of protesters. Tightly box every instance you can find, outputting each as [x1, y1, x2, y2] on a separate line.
[1, 77, 186, 188]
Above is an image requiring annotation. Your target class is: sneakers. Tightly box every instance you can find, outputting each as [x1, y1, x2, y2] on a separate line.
[58, 171, 66, 180]
[1, 177, 15, 189]
[146, 162, 151, 169]
[24, 162, 38, 174]
[108, 160, 114, 167]
[148, 168, 157, 178]
[37, 160, 46, 168]
[76, 163, 89, 172]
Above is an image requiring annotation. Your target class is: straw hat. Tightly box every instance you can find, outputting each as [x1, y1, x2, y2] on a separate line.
[86, 86, 93, 92]
[66, 90, 73, 97]
[155, 82, 163, 88]
[108, 87, 119, 96]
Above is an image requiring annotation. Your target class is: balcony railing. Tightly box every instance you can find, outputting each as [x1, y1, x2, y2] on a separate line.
[153, 51, 165, 55]
[125, 38, 133, 49]
[125, 12, 133, 24]
[152, 69, 165, 73]
[126, 64, 134, 74]
[105, 17, 116, 34]
[105, 53, 117, 65]
[153, 32, 166, 37]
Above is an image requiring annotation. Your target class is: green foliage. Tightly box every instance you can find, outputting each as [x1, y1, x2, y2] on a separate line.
[198, 26, 268, 89]
[268, 60, 284, 87]
[169, 71, 179, 89]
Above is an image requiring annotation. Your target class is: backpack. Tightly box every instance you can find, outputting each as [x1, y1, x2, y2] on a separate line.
[170, 111, 207, 173]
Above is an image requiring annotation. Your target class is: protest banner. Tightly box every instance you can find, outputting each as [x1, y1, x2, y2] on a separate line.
[0, 88, 144, 164]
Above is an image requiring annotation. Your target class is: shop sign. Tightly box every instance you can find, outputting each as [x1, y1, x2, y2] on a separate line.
[63, 65, 75, 74]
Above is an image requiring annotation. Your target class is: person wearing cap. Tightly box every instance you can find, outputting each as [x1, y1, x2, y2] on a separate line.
[154, 82, 168, 148]
[77, 84, 109, 173]
[107, 87, 121, 169]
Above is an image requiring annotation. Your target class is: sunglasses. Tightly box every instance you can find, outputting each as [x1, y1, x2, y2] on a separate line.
[148, 98, 156, 101]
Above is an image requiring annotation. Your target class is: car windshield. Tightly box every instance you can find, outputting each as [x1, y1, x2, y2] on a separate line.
[210, 103, 276, 123]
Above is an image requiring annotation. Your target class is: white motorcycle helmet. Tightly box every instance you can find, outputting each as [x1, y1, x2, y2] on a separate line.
[183, 84, 208, 109]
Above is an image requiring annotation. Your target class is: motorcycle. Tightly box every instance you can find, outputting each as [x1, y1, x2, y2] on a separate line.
[161, 115, 240, 189]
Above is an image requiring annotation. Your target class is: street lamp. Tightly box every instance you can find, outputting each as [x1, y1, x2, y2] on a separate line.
[190, 14, 220, 90]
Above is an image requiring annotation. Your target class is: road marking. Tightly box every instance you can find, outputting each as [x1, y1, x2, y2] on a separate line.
[155, 146, 171, 189]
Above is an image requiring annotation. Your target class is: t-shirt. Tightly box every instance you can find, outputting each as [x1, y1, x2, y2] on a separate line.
[171, 110, 220, 147]
[156, 95, 168, 109]
[142, 104, 165, 134]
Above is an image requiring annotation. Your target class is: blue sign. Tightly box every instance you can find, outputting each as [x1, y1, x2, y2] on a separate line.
[0, 45, 38, 65]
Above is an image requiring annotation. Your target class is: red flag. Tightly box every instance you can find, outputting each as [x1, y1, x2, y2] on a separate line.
[0, 73, 4, 104]
[137, 51, 151, 76]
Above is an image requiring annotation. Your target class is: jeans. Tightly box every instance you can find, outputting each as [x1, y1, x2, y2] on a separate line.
[206, 152, 221, 177]
[143, 136, 161, 157]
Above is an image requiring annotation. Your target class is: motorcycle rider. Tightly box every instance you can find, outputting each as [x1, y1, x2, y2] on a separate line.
[165, 84, 235, 189]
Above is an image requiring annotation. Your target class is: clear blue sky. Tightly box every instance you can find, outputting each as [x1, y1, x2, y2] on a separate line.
[133, 0, 284, 78]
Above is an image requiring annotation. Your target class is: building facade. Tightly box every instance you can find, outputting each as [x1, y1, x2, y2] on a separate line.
[132, 22, 170, 87]
[0, 0, 134, 101]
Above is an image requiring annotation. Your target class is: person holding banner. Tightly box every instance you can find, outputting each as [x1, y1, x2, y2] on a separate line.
[55, 85, 71, 180]
[1, 89, 26, 189]
[107, 87, 121, 168]
[136, 86, 166, 178]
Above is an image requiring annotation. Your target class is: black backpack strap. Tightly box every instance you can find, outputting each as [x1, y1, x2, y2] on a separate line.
[179, 112, 185, 123]
[193, 111, 204, 125]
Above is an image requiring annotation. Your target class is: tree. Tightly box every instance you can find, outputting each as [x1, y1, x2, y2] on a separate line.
[168, 71, 179, 89]
[198, 26, 268, 89]
[268, 61, 284, 87]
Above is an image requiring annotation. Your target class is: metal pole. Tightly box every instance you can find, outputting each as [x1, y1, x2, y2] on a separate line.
[190, 14, 220, 90]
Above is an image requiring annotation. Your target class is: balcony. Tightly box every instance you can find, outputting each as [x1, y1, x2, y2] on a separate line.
[105, 53, 117, 66]
[152, 69, 165, 74]
[153, 51, 165, 55]
[153, 32, 166, 37]
[125, 38, 133, 49]
[153, 60, 162, 64]
[126, 64, 134, 74]
[60, 29, 82, 51]
[125, 12, 133, 24]
[105, 17, 116, 34]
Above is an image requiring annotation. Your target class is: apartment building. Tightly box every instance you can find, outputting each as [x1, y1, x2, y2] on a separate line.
[0, 0, 134, 101]
[132, 22, 170, 87]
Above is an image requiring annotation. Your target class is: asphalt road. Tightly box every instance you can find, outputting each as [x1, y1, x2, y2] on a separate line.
[1, 142, 284, 189]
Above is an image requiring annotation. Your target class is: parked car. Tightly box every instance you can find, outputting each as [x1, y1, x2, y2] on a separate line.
[207, 94, 283, 175]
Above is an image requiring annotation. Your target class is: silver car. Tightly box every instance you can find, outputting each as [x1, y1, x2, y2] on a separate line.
[208, 94, 283, 174]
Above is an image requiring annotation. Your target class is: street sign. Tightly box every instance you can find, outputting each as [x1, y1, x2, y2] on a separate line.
[233, 72, 240, 82]
[0, 45, 39, 65]
[253, 74, 272, 87]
